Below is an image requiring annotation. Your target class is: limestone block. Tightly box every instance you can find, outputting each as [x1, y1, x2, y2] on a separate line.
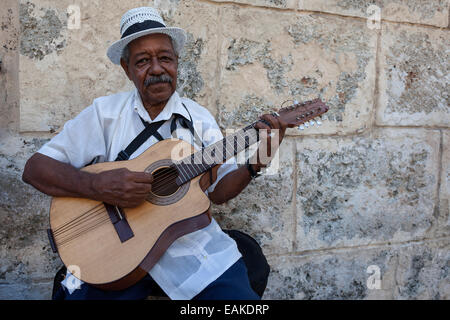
[265, 239, 449, 299]
[216, 6, 377, 136]
[438, 131, 449, 235]
[0, 0, 19, 132]
[19, 0, 133, 132]
[393, 239, 450, 299]
[159, 0, 222, 117]
[376, 23, 449, 127]
[0, 281, 53, 300]
[212, 139, 296, 255]
[0, 136, 61, 294]
[299, 0, 450, 28]
[19, 0, 220, 132]
[209, 0, 298, 9]
[265, 248, 396, 299]
[295, 129, 440, 251]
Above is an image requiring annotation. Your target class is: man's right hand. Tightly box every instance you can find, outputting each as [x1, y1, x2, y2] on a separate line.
[91, 168, 153, 208]
[22, 153, 153, 208]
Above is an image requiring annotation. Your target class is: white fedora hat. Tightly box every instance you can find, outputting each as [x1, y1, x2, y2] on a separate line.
[107, 7, 187, 65]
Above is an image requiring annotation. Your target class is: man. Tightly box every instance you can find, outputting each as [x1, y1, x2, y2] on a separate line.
[22, 7, 287, 300]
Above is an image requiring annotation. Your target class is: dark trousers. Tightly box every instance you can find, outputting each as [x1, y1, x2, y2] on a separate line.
[54, 258, 260, 300]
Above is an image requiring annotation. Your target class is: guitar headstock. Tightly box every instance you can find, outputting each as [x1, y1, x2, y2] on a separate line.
[278, 99, 329, 131]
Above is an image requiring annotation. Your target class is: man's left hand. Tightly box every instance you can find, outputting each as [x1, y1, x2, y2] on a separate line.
[251, 113, 288, 172]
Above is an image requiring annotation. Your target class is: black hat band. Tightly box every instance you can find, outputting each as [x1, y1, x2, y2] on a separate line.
[121, 20, 166, 39]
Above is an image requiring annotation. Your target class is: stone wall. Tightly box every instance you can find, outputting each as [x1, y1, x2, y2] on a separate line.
[0, 0, 448, 299]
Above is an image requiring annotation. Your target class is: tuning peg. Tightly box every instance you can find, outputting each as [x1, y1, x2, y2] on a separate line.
[297, 124, 305, 131]
[316, 119, 322, 126]
[294, 100, 299, 105]
[309, 120, 315, 126]
[304, 122, 309, 128]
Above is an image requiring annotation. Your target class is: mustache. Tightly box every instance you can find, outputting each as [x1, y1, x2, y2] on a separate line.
[144, 74, 173, 87]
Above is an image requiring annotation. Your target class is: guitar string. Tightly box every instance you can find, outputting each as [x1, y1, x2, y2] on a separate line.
[52, 204, 105, 235]
[54, 147, 241, 239]
[150, 124, 270, 195]
[55, 216, 109, 245]
[56, 215, 112, 247]
[53, 172, 183, 245]
[56, 217, 110, 246]
[52, 168, 178, 238]
[149, 132, 253, 191]
[52, 128, 260, 242]
[111, 116, 307, 199]
[149, 127, 258, 186]
[126, 127, 259, 194]
[53, 178, 176, 244]
[53, 207, 107, 237]
[53, 173, 179, 244]
[55, 213, 110, 244]
[51, 167, 177, 237]
[149, 128, 259, 196]
[53, 208, 109, 241]
[52, 113, 325, 245]
[58, 168, 245, 245]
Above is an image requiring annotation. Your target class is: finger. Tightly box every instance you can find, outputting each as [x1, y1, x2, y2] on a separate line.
[265, 114, 287, 143]
[130, 182, 152, 195]
[259, 115, 279, 140]
[132, 183, 153, 194]
[254, 120, 271, 131]
[131, 171, 154, 183]
[261, 114, 279, 130]
[120, 192, 149, 205]
[256, 129, 272, 160]
[274, 117, 287, 142]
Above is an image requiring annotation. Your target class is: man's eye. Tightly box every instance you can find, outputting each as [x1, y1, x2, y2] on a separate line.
[137, 58, 148, 65]
[160, 56, 172, 61]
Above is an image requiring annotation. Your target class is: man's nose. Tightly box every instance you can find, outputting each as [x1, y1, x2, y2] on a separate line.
[149, 57, 164, 75]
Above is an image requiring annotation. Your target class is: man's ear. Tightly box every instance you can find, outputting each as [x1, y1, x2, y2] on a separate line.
[120, 59, 132, 81]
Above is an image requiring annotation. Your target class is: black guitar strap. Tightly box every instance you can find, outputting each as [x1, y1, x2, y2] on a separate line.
[170, 103, 205, 149]
[115, 103, 203, 161]
[115, 118, 165, 161]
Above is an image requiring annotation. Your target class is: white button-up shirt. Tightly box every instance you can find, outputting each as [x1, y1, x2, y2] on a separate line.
[38, 89, 242, 300]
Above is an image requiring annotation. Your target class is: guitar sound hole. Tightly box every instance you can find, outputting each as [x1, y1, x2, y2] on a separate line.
[151, 166, 180, 197]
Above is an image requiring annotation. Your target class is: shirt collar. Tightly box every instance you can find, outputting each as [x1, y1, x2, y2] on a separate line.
[133, 88, 191, 124]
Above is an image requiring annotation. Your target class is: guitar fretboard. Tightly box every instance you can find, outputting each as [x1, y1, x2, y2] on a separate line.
[174, 124, 259, 185]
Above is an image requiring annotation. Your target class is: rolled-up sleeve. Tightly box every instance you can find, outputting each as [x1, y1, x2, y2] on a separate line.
[37, 104, 107, 169]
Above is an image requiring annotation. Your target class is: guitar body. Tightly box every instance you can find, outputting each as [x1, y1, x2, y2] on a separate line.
[49, 138, 212, 290]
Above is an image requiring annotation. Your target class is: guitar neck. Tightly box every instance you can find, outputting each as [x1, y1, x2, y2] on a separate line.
[173, 98, 330, 186]
[174, 124, 259, 185]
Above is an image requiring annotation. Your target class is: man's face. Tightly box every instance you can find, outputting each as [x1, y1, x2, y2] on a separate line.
[121, 33, 178, 107]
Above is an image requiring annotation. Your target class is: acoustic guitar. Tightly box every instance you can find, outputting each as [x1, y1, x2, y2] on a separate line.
[47, 99, 329, 290]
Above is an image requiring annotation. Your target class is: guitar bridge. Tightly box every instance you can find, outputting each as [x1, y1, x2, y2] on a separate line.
[104, 203, 134, 243]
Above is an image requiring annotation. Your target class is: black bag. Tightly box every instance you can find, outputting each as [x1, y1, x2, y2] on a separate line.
[223, 230, 270, 297]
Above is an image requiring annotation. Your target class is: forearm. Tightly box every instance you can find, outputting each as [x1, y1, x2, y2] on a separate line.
[208, 165, 259, 205]
[22, 153, 96, 199]
[23, 153, 154, 208]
